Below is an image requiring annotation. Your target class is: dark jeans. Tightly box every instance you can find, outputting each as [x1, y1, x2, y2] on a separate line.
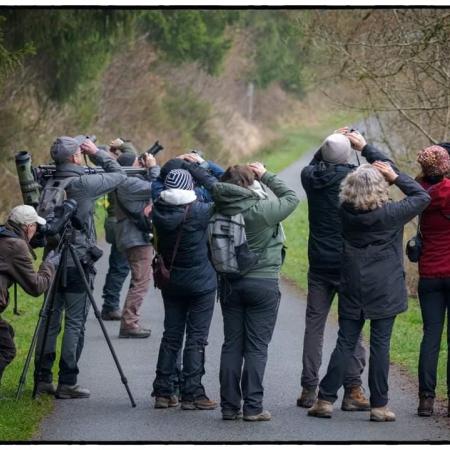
[35, 268, 92, 386]
[102, 240, 130, 313]
[152, 289, 215, 401]
[219, 277, 280, 416]
[319, 314, 395, 408]
[301, 270, 366, 389]
[418, 277, 450, 398]
[0, 318, 16, 384]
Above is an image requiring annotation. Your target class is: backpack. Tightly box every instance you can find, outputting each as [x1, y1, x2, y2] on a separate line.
[207, 212, 259, 278]
[38, 177, 75, 219]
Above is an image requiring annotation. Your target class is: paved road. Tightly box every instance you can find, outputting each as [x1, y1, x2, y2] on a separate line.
[38, 137, 449, 442]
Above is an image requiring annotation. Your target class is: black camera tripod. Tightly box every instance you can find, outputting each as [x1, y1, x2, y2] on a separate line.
[16, 223, 136, 407]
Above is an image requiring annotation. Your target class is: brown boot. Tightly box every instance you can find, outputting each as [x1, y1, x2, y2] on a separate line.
[308, 399, 333, 418]
[181, 396, 218, 410]
[341, 385, 370, 411]
[370, 406, 396, 422]
[417, 395, 434, 417]
[297, 387, 317, 408]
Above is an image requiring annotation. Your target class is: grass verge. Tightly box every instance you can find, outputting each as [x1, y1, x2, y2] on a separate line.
[282, 201, 448, 399]
[250, 111, 361, 174]
[0, 285, 54, 441]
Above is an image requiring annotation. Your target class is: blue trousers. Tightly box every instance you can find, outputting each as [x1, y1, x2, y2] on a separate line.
[101, 240, 129, 313]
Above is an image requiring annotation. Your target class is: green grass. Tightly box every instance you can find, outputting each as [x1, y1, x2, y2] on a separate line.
[282, 201, 448, 399]
[0, 285, 54, 441]
[250, 111, 361, 174]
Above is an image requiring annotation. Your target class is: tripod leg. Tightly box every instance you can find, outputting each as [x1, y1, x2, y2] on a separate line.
[69, 245, 136, 408]
[29, 249, 66, 399]
[15, 273, 57, 399]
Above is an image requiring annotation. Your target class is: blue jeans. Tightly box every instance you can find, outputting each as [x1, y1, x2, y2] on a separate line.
[101, 240, 129, 313]
[152, 289, 215, 401]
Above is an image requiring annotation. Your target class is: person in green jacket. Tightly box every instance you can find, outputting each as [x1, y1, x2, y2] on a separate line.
[212, 162, 299, 421]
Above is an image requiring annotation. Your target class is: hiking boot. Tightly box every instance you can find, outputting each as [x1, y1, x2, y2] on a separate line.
[181, 396, 218, 410]
[35, 381, 56, 396]
[341, 385, 370, 411]
[55, 384, 90, 399]
[297, 387, 317, 408]
[154, 395, 179, 409]
[119, 327, 151, 339]
[101, 309, 122, 321]
[243, 410, 272, 422]
[370, 406, 396, 422]
[308, 399, 333, 418]
[222, 410, 243, 420]
[417, 395, 434, 417]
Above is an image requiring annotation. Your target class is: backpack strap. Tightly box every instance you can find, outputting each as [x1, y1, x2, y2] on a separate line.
[168, 203, 191, 271]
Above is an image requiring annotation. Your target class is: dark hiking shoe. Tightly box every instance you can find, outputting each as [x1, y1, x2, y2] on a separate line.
[35, 381, 56, 396]
[154, 395, 179, 409]
[341, 385, 370, 411]
[101, 309, 122, 321]
[297, 387, 317, 408]
[56, 384, 90, 399]
[243, 410, 272, 422]
[181, 397, 218, 410]
[222, 410, 243, 420]
[308, 399, 333, 418]
[119, 327, 151, 339]
[417, 395, 434, 417]
[370, 406, 396, 422]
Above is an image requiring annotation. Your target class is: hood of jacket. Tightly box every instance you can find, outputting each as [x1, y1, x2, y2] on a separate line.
[308, 162, 354, 190]
[421, 178, 450, 216]
[212, 182, 260, 216]
[153, 200, 192, 233]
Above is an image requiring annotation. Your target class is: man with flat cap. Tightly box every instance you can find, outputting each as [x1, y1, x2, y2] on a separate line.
[297, 128, 394, 411]
[34, 135, 126, 399]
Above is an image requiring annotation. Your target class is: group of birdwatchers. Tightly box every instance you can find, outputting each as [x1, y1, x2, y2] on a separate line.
[0, 126, 449, 423]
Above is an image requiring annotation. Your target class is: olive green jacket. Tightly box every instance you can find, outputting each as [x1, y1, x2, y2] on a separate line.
[212, 172, 299, 278]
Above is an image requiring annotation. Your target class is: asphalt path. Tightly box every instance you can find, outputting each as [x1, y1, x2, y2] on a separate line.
[37, 136, 450, 442]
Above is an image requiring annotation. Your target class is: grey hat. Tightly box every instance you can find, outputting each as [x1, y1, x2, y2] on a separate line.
[117, 152, 137, 167]
[320, 133, 353, 164]
[50, 135, 85, 163]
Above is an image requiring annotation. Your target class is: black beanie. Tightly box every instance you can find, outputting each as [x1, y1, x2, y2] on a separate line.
[117, 152, 137, 167]
[160, 158, 185, 181]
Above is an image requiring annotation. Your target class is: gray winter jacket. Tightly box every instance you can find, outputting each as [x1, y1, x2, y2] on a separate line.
[52, 149, 126, 266]
[115, 166, 160, 252]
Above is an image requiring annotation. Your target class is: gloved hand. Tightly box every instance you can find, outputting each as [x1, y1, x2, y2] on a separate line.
[45, 250, 61, 268]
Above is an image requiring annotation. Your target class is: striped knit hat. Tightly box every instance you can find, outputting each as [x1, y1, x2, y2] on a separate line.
[164, 169, 194, 190]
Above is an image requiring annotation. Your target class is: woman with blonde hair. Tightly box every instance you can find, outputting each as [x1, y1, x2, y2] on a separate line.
[308, 161, 430, 422]
[415, 144, 450, 417]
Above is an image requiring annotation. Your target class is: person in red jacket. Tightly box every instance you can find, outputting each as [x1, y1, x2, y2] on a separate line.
[416, 144, 450, 417]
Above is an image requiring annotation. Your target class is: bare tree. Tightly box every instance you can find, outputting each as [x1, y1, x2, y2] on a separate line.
[305, 9, 450, 170]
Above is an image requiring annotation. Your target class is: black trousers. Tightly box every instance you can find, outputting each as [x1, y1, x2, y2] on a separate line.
[152, 289, 215, 401]
[318, 314, 395, 408]
[418, 277, 450, 398]
[219, 277, 280, 416]
[0, 318, 16, 384]
[301, 270, 366, 389]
